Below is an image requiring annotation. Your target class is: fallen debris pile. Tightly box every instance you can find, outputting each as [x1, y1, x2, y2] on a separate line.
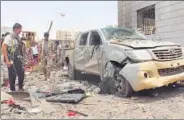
[1, 83, 91, 118]
[1, 92, 28, 115]
[46, 88, 86, 104]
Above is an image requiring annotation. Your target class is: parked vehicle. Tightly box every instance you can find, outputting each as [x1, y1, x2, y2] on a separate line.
[67, 27, 184, 97]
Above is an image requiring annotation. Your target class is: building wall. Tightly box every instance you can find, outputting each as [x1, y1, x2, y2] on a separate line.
[118, 1, 184, 45]
[1, 26, 12, 35]
[56, 30, 79, 41]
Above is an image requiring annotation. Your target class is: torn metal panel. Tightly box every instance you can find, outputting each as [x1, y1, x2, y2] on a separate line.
[75, 46, 88, 71]
[100, 44, 130, 78]
[109, 39, 180, 49]
[84, 46, 102, 75]
[104, 44, 129, 63]
[102, 62, 115, 78]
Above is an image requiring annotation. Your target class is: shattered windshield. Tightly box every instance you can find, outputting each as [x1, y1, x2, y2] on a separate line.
[101, 27, 147, 41]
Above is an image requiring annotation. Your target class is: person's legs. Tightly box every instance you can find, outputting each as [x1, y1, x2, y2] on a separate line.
[43, 58, 47, 80]
[56, 55, 60, 67]
[14, 58, 25, 90]
[46, 64, 51, 79]
[33, 54, 38, 64]
[35, 54, 38, 63]
[8, 66, 16, 91]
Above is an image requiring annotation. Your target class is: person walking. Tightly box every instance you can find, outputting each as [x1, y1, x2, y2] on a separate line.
[2, 23, 25, 91]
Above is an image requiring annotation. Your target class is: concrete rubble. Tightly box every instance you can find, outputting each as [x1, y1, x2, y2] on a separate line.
[1, 66, 184, 119]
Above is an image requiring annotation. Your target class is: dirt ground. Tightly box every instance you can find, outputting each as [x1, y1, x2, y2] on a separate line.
[1, 68, 184, 119]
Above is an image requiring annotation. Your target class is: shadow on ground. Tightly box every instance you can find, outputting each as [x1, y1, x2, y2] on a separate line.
[133, 83, 184, 104]
[70, 72, 184, 104]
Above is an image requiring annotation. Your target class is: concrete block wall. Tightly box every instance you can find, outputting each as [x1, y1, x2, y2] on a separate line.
[118, 1, 184, 45]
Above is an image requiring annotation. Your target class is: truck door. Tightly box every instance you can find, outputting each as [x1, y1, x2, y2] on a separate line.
[84, 30, 103, 75]
[75, 32, 90, 71]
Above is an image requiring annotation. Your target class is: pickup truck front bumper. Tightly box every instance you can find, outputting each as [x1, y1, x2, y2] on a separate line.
[119, 59, 184, 91]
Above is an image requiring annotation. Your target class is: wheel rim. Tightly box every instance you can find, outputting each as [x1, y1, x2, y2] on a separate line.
[116, 74, 127, 95]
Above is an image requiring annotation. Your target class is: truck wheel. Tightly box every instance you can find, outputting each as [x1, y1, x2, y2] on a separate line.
[116, 74, 133, 97]
[99, 62, 133, 97]
[99, 77, 116, 94]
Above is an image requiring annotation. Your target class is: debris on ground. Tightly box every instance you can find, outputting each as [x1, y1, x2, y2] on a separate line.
[28, 89, 42, 107]
[1, 97, 28, 115]
[67, 111, 77, 117]
[1, 68, 184, 119]
[27, 108, 42, 114]
[131, 97, 138, 100]
[1, 98, 15, 105]
[67, 110, 88, 117]
[1, 92, 12, 102]
[46, 93, 85, 104]
[6, 91, 30, 101]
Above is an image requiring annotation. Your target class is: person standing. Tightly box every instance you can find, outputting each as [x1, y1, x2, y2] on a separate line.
[41, 32, 51, 80]
[61, 45, 67, 69]
[1, 34, 5, 43]
[31, 43, 39, 64]
[2, 23, 25, 91]
[1, 32, 10, 87]
[56, 41, 62, 67]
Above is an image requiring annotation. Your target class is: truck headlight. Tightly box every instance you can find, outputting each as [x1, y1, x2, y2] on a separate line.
[125, 49, 152, 61]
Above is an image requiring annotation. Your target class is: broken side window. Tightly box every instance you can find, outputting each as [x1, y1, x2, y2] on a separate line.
[79, 32, 89, 46]
[89, 31, 102, 46]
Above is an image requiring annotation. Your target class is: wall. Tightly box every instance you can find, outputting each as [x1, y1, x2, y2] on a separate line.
[118, 1, 184, 45]
[1, 26, 12, 35]
[56, 30, 79, 41]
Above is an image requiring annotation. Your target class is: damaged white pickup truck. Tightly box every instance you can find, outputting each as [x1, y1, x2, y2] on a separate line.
[67, 27, 184, 97]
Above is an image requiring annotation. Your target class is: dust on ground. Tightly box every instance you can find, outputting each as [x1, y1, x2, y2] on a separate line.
[1, 69, 184, 119]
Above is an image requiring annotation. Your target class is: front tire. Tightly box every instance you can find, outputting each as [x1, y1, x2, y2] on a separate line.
[99, 62, 133, 97]
[116, 74, 133, 97]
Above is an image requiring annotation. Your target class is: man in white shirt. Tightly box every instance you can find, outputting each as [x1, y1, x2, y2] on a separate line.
[31, 43, 38, 63]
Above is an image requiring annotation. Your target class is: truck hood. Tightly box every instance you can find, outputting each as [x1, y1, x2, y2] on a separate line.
[109, 39, 180, 49]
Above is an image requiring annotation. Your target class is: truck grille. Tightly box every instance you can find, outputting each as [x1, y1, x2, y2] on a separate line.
[158, 65, 184, 76]
[152, 48, 182, 60]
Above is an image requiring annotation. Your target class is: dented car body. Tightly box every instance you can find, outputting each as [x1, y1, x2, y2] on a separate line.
[68, 27, 184, 96]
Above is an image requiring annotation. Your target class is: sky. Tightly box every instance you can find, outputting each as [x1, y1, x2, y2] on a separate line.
[1, 1, 117, 39]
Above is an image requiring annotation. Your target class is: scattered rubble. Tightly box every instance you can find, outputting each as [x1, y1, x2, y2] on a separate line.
[1, 68, 184, 119]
